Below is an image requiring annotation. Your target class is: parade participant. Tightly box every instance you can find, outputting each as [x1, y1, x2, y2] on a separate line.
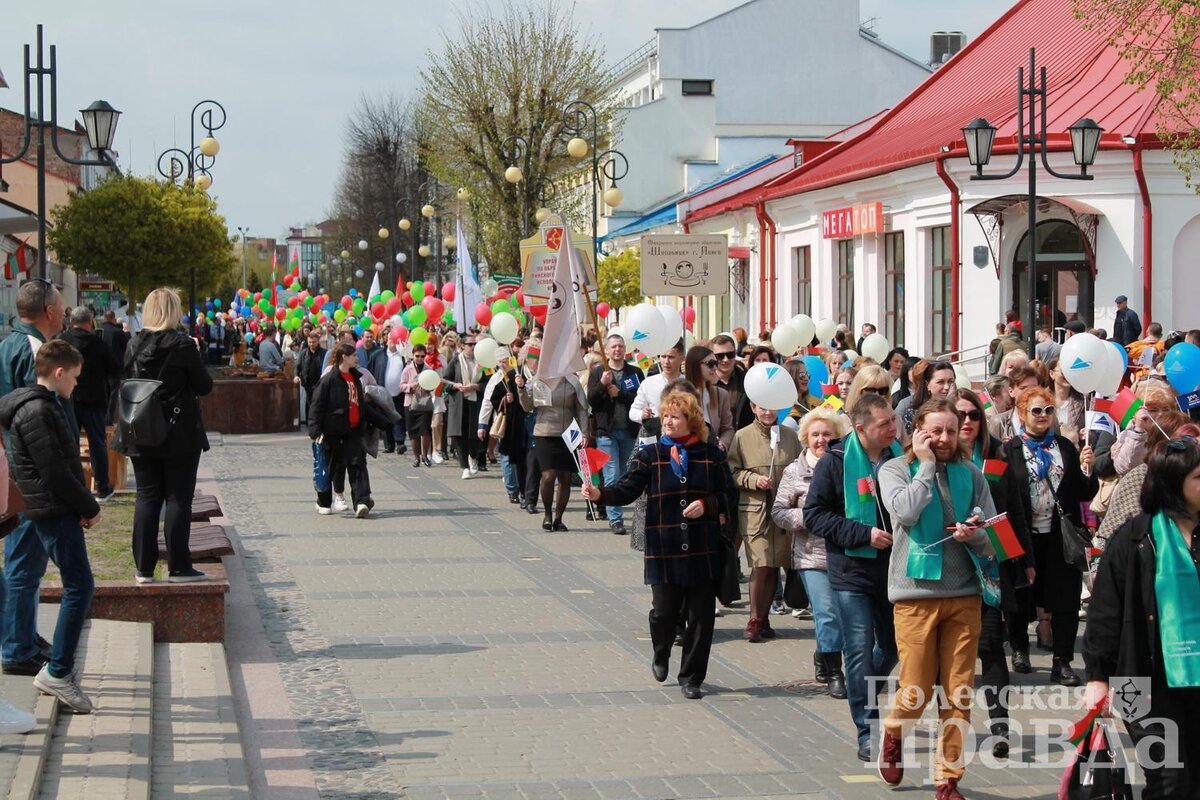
[294, 329, 327, 423]
[986, 364, 1042, 443]
[784, 360, 821, 423]
[1003, 386, 1097, 685]
[587, 333, 644, 534]
[309, 344, 378, 518]
[1046, 356, 1085, 446]
[383, 338, 407, 454]
[684, 346, 733, 451]
[891, 356, 922, 409]
[519, 367, 589, 532]
[629, 340, 685, 429]
[876, 397, 996, 797]
[804, 392, 901, 761]
[426, 342, 448, 464]
[444, 334, 487, 479]
[772, 407, 849, 696]
[884, 348, 909, 382]
[834, 366, 856, 400]
[399, 344, 436, 468]
[729, 401, 802, 642]
[582, 390, 730, 699]
[711, 333, 752, 429]
[478, 347, 531, 505]
[845, 366, 892, 413]
[895, 360, 957, 441]
[1084, 436, 1200, 798]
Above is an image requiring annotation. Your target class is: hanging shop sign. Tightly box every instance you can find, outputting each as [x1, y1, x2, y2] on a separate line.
[639, 234, 729, 296]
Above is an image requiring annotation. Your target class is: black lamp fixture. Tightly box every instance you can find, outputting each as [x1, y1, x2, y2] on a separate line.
[961, 118, 997, 174]
[80, 100, 121, 154]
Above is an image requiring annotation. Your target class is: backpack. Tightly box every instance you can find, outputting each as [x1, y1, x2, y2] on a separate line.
[113, 340, 178, 453]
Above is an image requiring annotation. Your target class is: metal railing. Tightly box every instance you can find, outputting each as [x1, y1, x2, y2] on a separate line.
[607, 38, 656, 82]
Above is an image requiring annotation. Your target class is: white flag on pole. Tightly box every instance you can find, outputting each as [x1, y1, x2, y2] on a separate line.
[367, 272, 381, 301]
[535, 223, 586, 381]
[453, 220, 484, 334]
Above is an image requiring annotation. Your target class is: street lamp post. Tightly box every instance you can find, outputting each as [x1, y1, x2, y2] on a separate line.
[562, 100, 628, 272]
[962, 48, 1102, 358]
[156, 99, 227, 322]
[0, 25, 121, 280]
[236, 225, 249, 290]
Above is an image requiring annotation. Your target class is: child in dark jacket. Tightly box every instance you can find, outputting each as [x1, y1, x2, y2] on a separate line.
[0, 340, 99, 714]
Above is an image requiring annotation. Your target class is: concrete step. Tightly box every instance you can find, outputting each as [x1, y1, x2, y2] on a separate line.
[0, 674, 58, 800]
[37, 618, 154, 800]
[150, 643, 249, 797]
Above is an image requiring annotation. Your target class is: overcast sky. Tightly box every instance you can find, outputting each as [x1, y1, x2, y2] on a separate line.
[3, 0, 1012, 241]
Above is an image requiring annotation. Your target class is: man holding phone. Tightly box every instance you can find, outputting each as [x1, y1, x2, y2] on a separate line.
[587, 334, 643, 535]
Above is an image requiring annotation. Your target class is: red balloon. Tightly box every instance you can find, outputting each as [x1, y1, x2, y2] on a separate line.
[341, 296, 353, 310]
[385, 297, 402, 316]
[423, 296, 445, 321]
[683, 306, 696, 328]
[371, 302, 386, 319]
[475, 302, 493, 327]
[515, 289, 525, 308]
[287, 296, 300, 309]
[283, 275, 294, 287]
[530, 304, 547, 323]
[440, 282, 456, 302]
[249, 320, 259, 332]
[274, 308, 287, 321]
[253, 292, 263, 303]
[423, 281, 435, 297]
[595, 302, 611, 318]
[402, 291, 414, 307]
[391, 327, 409, 344]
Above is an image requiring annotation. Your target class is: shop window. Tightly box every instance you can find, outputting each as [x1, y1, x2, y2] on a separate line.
[930, 226, 952, 354]
[884, 232, 905, 348]
[792, 246, 811, 316]
[836, 240, 854, 327]
[682, 80, 713, 96]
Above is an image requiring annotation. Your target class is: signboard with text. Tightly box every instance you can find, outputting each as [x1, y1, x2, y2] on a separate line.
[519, 214, 597, 302]
[639, 234, 729, 296]
[822, 202, 884, 239]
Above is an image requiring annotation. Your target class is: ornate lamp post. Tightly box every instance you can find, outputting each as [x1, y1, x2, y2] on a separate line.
[157, 99, 227, 320]
[563, 100, 628, 271]
[962, 48, 1102, 357]
[0, 25, 121, 280]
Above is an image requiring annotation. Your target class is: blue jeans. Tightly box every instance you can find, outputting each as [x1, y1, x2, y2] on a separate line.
[597, 429, 636, 524]
[835, 589, 898, 745]
[3, 518, 48, 663]
[78, 406, 111, 493]
[499, 452, 520, 497]
[28, 515, 94, 678]
[800, 569, 843, 653]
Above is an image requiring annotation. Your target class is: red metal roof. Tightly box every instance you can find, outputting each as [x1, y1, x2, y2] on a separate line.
[687, 0, 1173, 225]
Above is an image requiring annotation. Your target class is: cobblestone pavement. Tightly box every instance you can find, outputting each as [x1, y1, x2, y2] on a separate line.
[212, 432, 1094, 799]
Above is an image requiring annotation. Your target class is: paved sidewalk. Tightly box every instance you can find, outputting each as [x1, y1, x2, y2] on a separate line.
[212, 432, 1092, 799]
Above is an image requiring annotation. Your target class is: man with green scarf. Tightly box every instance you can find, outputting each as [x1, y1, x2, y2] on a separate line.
[876, 397, 995, 799]
[803, 392, 902, 763]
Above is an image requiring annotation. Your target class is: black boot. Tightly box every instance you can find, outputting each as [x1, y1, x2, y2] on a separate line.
[825, 652, 847, 699]
[813, 650, 831, 684]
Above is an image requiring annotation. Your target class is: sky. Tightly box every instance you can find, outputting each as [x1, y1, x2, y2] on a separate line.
[3, 0, 1013, 241]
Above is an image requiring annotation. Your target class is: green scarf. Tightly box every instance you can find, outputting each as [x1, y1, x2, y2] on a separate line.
[842, 433, 902, 558]
[1151, 512, 1200, 688]
[905, 460, 973, 580]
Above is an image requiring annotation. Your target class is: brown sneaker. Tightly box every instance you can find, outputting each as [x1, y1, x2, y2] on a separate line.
[935, 779, 965, 799]
[877, 730, 903, 786]
[743, 617, 763, 643]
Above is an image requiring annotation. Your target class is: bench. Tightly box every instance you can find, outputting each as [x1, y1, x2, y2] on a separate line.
[191, 493, 223, 521]
[158, 523, 235, 561]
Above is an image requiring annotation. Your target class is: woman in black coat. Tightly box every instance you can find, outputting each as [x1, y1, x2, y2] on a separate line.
[122, 288, 213, 583]
[1002, 386, 1097, 686]
[309, 343, 380, 518]
[478, 364, 529, 505]
[582, 390, 730, 700]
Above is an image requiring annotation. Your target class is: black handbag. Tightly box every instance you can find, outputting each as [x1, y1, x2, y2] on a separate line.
[784, 569, 810, 610]
[1046, 477, 1093, 572]
[1058, 722, 1134, 800]
[114, 344, 177, 453]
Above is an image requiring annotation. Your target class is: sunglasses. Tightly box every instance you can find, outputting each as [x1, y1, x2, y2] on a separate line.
[1166, 435, 1198, 452]
[23, 277, 55, 315]
[862, 386, 890, 396]
[961, 409, 983, 422]
[702, 360, 718, 369]
[1028, 405, 1056, 417]
[714, 352, 737, 360]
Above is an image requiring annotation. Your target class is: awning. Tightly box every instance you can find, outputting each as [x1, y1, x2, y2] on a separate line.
[0, 197, 39, 236]
[729, 246, 751, 259]
[602, 203, 679, 242]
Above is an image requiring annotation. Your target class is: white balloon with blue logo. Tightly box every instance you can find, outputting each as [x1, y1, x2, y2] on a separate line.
[1059, 332, 1109, 395]
[744, 362, 799, 411]
[625, 303, 668, 356]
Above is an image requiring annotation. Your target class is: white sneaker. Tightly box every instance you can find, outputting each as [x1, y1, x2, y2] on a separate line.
[461, 468, 473, 480]
[332, 495, 349, 513]
[431, 452, 445, 464]
[355, 504, 370, 519]
[33, 666, 93, 714]
[0, 698, 36, 734]
[316, 504, 333, 516]
[468, 458, 479, 475]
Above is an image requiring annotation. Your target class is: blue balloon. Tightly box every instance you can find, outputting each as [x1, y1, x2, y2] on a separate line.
[205, 301, 215, 311]
[1109, 339, 1129, 369]
[348, 288, 359, 298]
[244, 332, 254, 344]
[353, 324, 364, 336]
[1164, 342, 1200, 394]
[803, 355, 829, 400]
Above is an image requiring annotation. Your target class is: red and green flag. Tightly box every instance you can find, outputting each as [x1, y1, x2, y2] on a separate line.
[982, 459, 1006, 483]
[635, 351, 654, 372]
[289, 246, 301, 278]
[982, 514, 1024, 561]
[979, 391, 994, 413]
[820, 382, 839, 397]
[581, 447, 610, 487]
[1067, 698, 1107, 746]
[1107, 388, 1144, 429]
[856, 476, 875, 503]
[527, 346, 541, 367]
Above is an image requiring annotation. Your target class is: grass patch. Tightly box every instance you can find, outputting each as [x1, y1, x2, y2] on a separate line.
[3, 494, 144, 583]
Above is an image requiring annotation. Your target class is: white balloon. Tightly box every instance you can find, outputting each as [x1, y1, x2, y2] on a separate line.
[789, 314, 816, 346]
[417, 369, 441, 391]
[953, 364, 972, 391]
[743, 362, 799, 411]
[608, 325, 625, 344]
[1096, 342, 1126, 397]
[683, 330, 695, 351]
[1059, 332, 1109, 395]
[771, 324, 802, 357]
[860, 333, 890, 363]
[815, 318, 837, 343]
[490, 311, 519, 344]
[626, 303, 667, 355]
[474, 338, 501, 369]
[481, 278, 499, 296]
[658, 305, 684, 351]
[843, 350, 858, 367]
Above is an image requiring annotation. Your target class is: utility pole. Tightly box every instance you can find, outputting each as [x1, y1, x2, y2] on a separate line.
[237, 226, 249, 289]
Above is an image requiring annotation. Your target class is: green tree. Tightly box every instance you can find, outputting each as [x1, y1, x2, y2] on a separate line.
[596, 247, 643, 316]
[418, 0, 615, 279]
[49, 175, 235, 303]
[1074, 0, 1200, 187]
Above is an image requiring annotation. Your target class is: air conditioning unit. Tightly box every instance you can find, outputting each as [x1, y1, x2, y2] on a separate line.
[930, 31, 967, 66]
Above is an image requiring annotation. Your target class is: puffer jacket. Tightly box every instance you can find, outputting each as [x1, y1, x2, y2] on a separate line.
[123, 329, 213, 457]
[0, 386, 100, 521]
[770, 450, 828, 570]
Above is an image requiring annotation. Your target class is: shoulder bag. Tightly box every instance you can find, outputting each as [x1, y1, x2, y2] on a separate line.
[489, 393, 509, 439]
[114, 342, 178, 452]
[1046, 476, 1093, 572]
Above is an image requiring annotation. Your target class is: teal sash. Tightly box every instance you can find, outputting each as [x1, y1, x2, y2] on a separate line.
[842, 434, 901, 558]
[1152, 512, 1200, 688]
[905, 461, 972, 580]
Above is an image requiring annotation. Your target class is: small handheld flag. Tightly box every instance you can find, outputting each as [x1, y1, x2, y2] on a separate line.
[1067, 699, 1107, 746]
[635, 352, 654, 372]
[1108, 388, 1144, 429]
[526, 346, 541, 367]
[982, 514, 1024, 561]
[822, 394, 845, 412]
[581, 447, 610, 487]
[856, 476, 874, 503]
[982, 459, 1006, 483]
[561, 419, 584, 451]
[820, 383, 839, 397]
[979, 391, 994, 413]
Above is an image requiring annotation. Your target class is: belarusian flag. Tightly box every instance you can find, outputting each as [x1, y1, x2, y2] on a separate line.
[289, 246, 301, 277]
[1067, 699, 1107, 746]
[982, 514, 1024, 561]
[527, 346, 540, 367]
[979, 391, 994, 412]
[820, 383, 839, 397]
[856, 476, 874, 503]
[982, 459, 1006, 482]
[581, 447, 610, 487]
[1108, 388, 1144, 429]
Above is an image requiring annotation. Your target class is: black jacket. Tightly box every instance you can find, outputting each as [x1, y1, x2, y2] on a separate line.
[0, 385, 100, 521]
[308, 367, 389, 439]
[296, 346, 327, 391]
[803, 436, 897, 597]
[59, 326, 120, 410]
[586, 363, 643, 438]
[123, 329, 213, 456]
[717, 366, 753, 431]
[978, 435, 1037, 610]
[98, 321, 129, 370]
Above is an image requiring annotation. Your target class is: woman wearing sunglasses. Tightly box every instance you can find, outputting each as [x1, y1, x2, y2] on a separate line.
[684, 346, 734, 451]
[1084, 435, 1200, 799]
[845, 365, 892, 414]
[956, 389, 1036, 757]
[1003, 386, 1097, 686]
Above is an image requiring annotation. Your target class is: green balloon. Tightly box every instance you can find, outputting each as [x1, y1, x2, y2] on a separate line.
[443, 312, 455, 327]
[380, 290, 395, 302]
[407, 306, 427, 327]
[352, 299, 366, 315]
[304, 296, 314, 307]
[334, 309, 347, 323]
[258, 299, 270, 312]
[411, 282, 425, 301]
[410, 327, 429, 346]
